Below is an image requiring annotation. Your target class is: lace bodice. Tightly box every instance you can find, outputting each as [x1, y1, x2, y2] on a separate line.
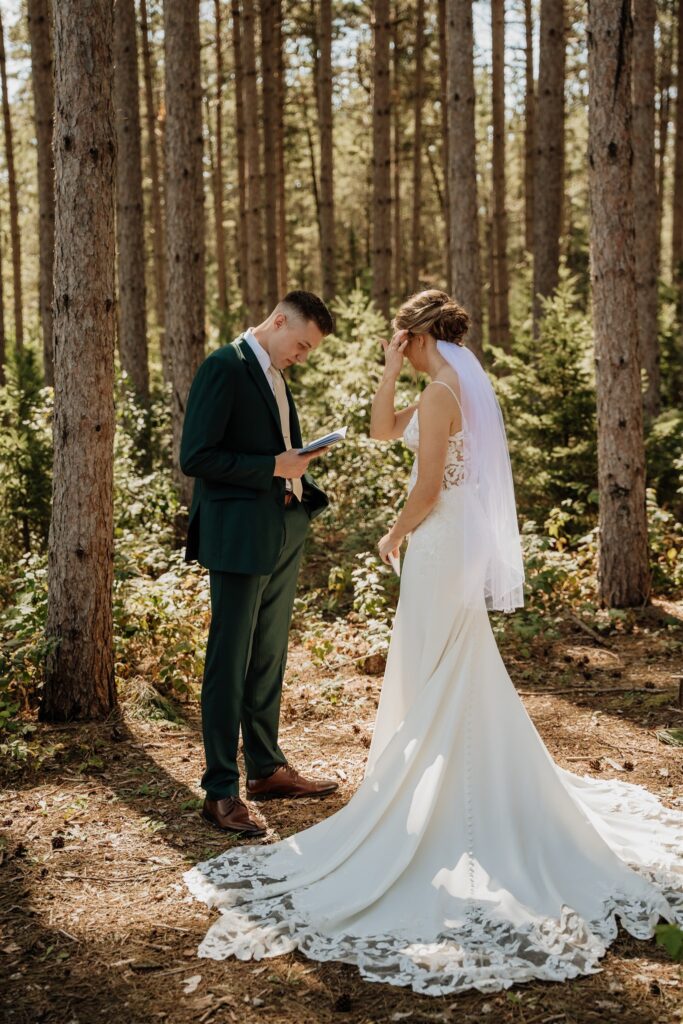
[403, 408, 472, 491]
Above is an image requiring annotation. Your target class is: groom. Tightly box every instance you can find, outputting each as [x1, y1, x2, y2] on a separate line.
[180, 291, 338, 837]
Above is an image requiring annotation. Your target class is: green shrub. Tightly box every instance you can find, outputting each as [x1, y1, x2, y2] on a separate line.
[0, 349, 53, 573]
[495, 279, 597, 536]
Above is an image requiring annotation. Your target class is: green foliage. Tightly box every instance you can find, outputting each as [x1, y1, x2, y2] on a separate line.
[656, 282, 683, 409]
[0, 552, 53, 735]
[114, 381, 182, 576]
[647, 488, 683, 592]
[655, 923, 683, 961]
[645, 408, 683, 516]
[0, 348, 53, 571]
[495, 279, 598, 535]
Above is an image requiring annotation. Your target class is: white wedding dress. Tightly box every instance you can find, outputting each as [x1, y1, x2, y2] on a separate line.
[185, 404, 683, 996]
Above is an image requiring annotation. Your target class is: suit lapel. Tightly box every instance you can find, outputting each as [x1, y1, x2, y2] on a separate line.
[235, 336, 284, 441]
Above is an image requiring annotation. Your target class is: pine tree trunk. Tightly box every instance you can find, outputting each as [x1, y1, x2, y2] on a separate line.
[445, 0, 483, 357]
[491, 0, 510, 350]
[304, 91, 321, 229]
[523, 0, 535, 254]
[671, 0, 683, 294]
[213, 0, 229, 321]
[27, 0, 55, 385]
[532, 0, 564, 334]
[114, 0, 149, 406]
[372, 0, 392, 319]
[485, 198, 495, 345]
[231, 0, 249, 306]
[260, 0, 279, 308]
[410, 0, 425, 291]
[242, 0, 265, 320]
[588, 0, 651, 608]
[437, 0, 451, 287]
[274, 0, 287, 295]
[633, 0, 661, 423]
[164, 0, 205, 510]
[391, 17, 403, 299]
[318, 0, 336, 301]
[139, 0, 168, 382]
[41, 0, 117, 721]
[0, 234, 6, 385]
[0, 10, 23, 351]
[656, 5, 673, 262]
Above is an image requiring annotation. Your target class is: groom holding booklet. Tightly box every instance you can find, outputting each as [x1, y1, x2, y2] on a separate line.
[180, 291, 343, 836]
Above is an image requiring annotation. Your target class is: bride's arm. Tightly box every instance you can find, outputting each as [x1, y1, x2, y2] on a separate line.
[378, 388, 451, 561]
[370, 330, 417, 440]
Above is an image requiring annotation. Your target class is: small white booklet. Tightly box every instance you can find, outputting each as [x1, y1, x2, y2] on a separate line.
[299, 425, 348, 455]
[388, 550, 401, 576]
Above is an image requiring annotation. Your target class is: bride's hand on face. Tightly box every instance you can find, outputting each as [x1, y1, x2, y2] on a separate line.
[378, 529, 402, 565]
[380, 330, 410, 379]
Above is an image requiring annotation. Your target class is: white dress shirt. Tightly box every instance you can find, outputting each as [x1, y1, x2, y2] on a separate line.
[244, 328, 274, 393]
[244, 328, 294, 494]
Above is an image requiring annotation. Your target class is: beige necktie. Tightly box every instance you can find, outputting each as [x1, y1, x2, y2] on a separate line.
[269, 367, 303, 501]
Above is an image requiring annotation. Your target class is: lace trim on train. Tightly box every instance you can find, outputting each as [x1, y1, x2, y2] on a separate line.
[184, 781, 683, 997]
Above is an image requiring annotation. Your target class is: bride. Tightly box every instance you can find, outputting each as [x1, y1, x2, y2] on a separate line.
[185, 289, 683, 996]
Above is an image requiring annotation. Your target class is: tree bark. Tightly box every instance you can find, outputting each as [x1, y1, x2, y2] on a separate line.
[231, 0, 249, 306]
[656, 3, 673, 260]
[410, 0, 425, 291]
[437, 0, 451, 287]
[164, 0, 205, 510]
[318, 0, 336, 301]
[532, 0, 564, 334]
[260, 0, 279, 308]
[588, 0, 651, 608]
[114, 0, 149, 405]
[139, 0, 168, 382]
[0, 232, 5, 385]
[372, 0, 392, 319]
[671, 0, 683, 293]
[242, 0, 265, 320]
[41, 0, 117, 721]
[27, 0, 55, 385]
[213, 0, 229, 321]
[0, 9, 23, 351]
[445, 0, 483, 356]
[633, 0, 661, 423]
[274, 0, 287, 295]
[491, 0, 510, 349]
[523, 0, 535, 254]
[391, 16, 403, 299]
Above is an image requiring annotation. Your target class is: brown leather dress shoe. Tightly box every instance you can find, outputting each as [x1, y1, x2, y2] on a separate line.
[246, 764, 339, 801]
[201, 796, 266, 837]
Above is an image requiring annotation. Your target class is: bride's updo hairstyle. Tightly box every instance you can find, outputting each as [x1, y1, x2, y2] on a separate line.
[392, 289, 470, 345]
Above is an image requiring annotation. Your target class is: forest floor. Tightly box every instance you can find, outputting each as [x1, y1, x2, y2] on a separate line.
[2, 599, 683, 1024]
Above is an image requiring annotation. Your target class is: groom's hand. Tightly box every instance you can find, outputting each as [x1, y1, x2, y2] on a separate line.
[274, 447, 330, 479]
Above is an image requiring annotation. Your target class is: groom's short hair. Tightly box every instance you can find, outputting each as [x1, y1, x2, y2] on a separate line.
[279, 290, 335, 336]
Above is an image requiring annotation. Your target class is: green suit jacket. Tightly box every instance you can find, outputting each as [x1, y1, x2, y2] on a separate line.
[180, 335, 329, 574]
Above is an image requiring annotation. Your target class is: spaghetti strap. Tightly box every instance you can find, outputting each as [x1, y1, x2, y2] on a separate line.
[430, 379, 462, 411]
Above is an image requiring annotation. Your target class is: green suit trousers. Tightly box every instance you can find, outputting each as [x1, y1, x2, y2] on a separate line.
[201, 500, 310, 799]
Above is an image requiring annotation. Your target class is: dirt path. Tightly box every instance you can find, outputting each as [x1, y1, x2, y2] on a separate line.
[2, 620, 683, 1024]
